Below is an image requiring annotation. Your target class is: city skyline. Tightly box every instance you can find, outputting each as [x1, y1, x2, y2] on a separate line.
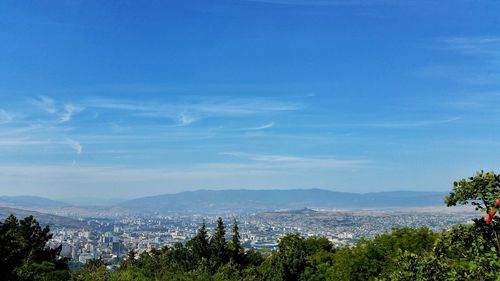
[1, 0, 499, 199]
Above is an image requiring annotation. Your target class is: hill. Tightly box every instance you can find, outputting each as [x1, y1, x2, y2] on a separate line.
[0, 195, 71, 208]
[0, 206, 85, 228]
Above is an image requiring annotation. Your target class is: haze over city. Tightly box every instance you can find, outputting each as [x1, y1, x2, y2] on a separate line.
[1, 0, 499, 200]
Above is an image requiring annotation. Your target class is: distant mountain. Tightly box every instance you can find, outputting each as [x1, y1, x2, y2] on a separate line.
[119, 189, 448, 214]
[59, 196, 127, 206]
[0, 196, 71, 208]
[0, 206, 85, 228]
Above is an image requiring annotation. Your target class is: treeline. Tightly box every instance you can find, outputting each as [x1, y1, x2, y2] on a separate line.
[80, 224, 499, 281]
[1, 171, 500, 281]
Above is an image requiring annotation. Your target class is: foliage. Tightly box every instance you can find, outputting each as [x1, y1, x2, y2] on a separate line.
[388, 171, 500, 281]
[445, 171, 500, 251]
[72, 259, 108, 281]
[0, 215, 70, 281]
[209, 217, 230, 271]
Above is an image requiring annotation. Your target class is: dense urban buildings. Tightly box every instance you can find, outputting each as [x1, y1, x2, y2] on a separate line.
[40, 207, 475, 268]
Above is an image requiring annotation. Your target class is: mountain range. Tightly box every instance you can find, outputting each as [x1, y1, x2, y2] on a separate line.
[118, 189, 448, 214]
[0, 189, 449, 215]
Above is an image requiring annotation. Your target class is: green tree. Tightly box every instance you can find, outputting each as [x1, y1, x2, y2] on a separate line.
[328, 227, 437, 281]
[258, 254, 284, 281]
[229, 219, 243, 264]
[388, 171, 500, 281]
[120, 250, 137, 269]
[445, 171, 500, 251]
[170, 242, 196, 273]
[432, 224, 500, 280]
[109, 268, 149, 281]
[73, 259, 108, 281]
[329, 246, 354, 281]
[302, 248, 336, 281]
[210, 217, 229, 270]
[213, 261, 243, 281]
[304, 236, 334, 255]
[187, 221, 211, 270]
[244, 249, 264, 267]
[0, 215, 70, 281]
[276, 233, 308, 281]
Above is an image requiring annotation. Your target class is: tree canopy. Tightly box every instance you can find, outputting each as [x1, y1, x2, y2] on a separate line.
[0, 215, 70, 281]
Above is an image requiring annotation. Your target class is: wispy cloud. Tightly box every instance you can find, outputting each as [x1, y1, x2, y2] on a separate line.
[440, 92, 500, 111]
[87, 96, 301, 116]
[31, 96, 84, 123]
[32, 95, 56, 114]
[324, 117, 462, 129]
[66, 138, 82, 155]
[109, 122, 130, 133]
[415, 64, 500, 85]
[221, 152, 369, 169]
[84, 97, 301, 127]
[249, 154, 303, 162]
[0, 109, 13, 124]
[0, 139, 54, 146]
[243, 122, 275, 131]
[176, 113, 198, 127]
[0, 137, 83, 158]
[0, 94, 303, 159]
[417, 36, 500, 86]
[364, 117, 461, 129]
[59, 104, 84, 123]
[440, 36, 500, 58]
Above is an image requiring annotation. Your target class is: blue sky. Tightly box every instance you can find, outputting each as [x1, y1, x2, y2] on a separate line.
[0, 0, 499, 199]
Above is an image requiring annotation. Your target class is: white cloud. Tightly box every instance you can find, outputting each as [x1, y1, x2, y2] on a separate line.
[31, 96, 84, 123]
[59, 104, 84, 123]
[188, 98, 302, 115]
[0, 137, 83, 157]
[221, 152, 369, 169]
[245, 122, 275, 130]
[176, 113, 198, 126]
[85, 97, 302, 120]
[250, 154, 303, 162]
[66, 139, 82, 155]
[364, 117, 461, 128]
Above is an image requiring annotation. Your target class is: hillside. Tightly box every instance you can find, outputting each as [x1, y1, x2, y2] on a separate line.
[0, 195, 71, 208]
[0, 206, 85, 228]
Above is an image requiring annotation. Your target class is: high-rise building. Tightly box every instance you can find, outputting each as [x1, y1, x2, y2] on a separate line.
[112, 241, 122, 255]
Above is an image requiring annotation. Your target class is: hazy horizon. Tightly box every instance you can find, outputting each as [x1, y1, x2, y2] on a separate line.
[1, 1, 499, 199]
[0, 188, 448, 209]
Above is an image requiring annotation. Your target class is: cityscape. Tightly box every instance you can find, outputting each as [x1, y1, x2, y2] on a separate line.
[38, 205, 475, 269]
